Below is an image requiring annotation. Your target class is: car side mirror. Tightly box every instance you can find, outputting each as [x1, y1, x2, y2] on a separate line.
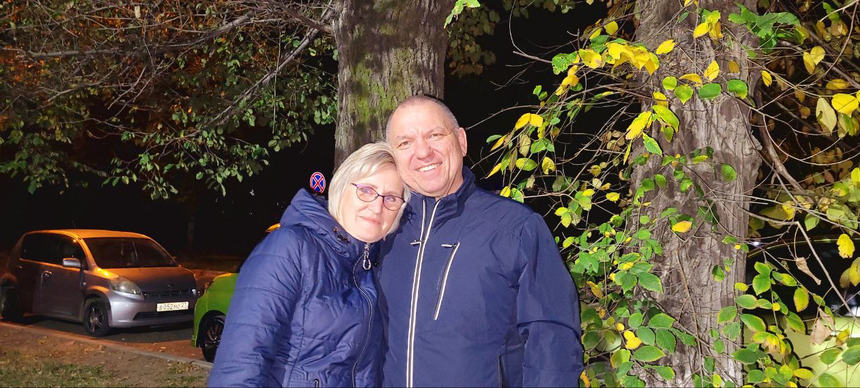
[62, 258, 82, 269]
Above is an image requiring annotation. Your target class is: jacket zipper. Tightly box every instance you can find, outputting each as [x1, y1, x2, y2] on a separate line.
[351, 243, 373, 388]
[314, 378, 321, 388]
[406, 200, 441, 388]
[433, 243, 460, 320]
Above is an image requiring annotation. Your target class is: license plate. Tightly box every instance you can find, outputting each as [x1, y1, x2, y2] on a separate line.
[156, 301, 189, 312]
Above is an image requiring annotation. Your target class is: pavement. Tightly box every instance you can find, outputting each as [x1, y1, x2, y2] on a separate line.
[0, 320, 212, 369]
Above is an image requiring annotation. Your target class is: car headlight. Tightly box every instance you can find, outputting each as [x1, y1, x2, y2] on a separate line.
[110, 276, 142, 295]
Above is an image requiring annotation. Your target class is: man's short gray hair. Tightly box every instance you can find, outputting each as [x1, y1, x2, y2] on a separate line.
[328, 141, 410, 237]
[384, 95, 459, 141]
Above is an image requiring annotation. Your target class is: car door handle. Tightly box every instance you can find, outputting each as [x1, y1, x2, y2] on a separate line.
[42, 271, 52, 279]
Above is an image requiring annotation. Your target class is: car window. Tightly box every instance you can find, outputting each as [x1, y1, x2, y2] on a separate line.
[57, 236, 86, 267]
[84, 238, 177, 268]
[21, 234, 65, 265]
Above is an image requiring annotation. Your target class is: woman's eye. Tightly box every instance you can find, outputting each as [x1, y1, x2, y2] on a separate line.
[383, 196, 397, 203]
[359, 187, 375, 195]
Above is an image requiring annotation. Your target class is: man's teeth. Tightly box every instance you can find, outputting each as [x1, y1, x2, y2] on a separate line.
[418, 163, 440, 172]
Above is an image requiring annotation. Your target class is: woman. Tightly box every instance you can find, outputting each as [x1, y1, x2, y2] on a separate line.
[208, 142, 409, 387]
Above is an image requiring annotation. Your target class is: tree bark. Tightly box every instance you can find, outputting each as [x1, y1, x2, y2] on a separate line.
[332, 0, 454, 168]
[634, 0, 761, 385]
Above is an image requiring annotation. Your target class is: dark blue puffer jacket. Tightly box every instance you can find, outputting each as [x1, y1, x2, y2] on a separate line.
[376, 167, 583, 387]
[208, 189, 382, 388]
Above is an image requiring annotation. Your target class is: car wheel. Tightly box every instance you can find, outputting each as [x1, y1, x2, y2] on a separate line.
[201, 315, 225, 362]
[0, 287, 23, 322]
[83, 299, 111, 337]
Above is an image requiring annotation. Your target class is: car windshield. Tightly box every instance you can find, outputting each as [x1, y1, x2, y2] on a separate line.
[84, 238, 177, 268]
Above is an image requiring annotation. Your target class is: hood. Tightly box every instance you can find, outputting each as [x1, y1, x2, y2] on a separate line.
[108, 266, 197, 292]
[281, 189, 370, 259]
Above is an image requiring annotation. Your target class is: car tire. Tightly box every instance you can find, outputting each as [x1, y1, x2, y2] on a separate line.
[83, 299, 111, 337]
[201, 315, 225, 362]
[0, 287, 23, 322]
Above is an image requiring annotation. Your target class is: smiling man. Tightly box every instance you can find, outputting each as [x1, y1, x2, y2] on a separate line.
[376, 96, 584, 387]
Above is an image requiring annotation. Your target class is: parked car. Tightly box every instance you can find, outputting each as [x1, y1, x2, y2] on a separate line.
[746, 236, 860, 387]
[0, 230, 198, 337]
[191, 223, 280, 362]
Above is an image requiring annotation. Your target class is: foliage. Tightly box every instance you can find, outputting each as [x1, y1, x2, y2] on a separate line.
[0, 1, 337, 198]
[468, 0, 860, 386]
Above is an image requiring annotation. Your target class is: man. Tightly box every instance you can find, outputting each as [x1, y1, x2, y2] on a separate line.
[376, 95, 583, 387]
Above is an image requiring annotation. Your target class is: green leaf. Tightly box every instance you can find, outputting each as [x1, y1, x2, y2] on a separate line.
[652, 105, 679, 130]
[740, 314, 767, 332]
[698, 83, 722, 100]
[650, 365, 675, 381]
[717, 306, 737, 323]
[817, 373, 842, 388]
[632, 346, 665, 362]
[792, 287, 809, 312]
[656, 329, 676, 353]
[649, 313, 675, 329]
[752, 273, 771, 295]
[720, 164, 737, 181]
[842, 345, 860, 365]
[785, 312, 805, 333]
[820, 348, 842, 365]
[727, 79, 749, 99]
[655, 174, 667, 188]
[736, 294, 757, 309]
[638, 272, 663, 292]
[637, 327, 656, 345]
[805, 214, 820, 231]
[675, 84, 694, 104]
[663, 77, 678, 91]
[515, 158, 538, 171]
[628, 312, 644, 329]
[642, 134, 663, 156]
[732, 348, 759, 364]
[724, 322, 741, 341]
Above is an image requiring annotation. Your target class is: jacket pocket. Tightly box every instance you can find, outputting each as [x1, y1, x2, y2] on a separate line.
[433, 243, 460, 320]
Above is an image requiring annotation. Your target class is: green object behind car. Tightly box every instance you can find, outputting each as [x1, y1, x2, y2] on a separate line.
[191, 272, 237, 362]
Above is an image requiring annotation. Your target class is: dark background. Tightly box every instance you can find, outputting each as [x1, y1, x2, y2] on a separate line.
[0, 6, 602, 259]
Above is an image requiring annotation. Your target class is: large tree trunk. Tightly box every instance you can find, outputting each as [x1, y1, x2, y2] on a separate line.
[332, 0, 454, 167]
[634, 0, 761, 385]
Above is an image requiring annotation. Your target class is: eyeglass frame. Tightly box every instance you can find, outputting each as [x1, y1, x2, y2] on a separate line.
[351, 183, 406, 211]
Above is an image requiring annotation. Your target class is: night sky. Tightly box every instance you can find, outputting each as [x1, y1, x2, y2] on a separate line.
[0, 6, 602, 258]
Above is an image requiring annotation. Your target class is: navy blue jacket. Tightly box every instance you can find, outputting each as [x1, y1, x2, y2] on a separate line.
[208, 190, 382, 387]
[376, 167, 583, 387]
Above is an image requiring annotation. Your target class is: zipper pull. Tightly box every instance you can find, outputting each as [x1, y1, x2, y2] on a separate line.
[362, 243, 371, 270]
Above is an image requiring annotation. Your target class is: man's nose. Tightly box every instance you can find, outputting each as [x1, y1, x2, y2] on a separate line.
[414, 138, 433, 159]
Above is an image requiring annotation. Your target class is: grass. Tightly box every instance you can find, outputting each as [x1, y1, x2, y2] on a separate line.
[159, 362, 205, 387]
[0, 350, 123, 387]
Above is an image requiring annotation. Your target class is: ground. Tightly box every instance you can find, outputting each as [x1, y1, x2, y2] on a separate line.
[0, 325, 209, 387]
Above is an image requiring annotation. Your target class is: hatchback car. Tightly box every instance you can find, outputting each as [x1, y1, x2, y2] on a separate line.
[191, 223, 279, 362]
[0, 230, 198, 337]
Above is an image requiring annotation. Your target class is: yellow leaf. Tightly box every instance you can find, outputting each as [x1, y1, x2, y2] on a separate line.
[653, 91, 668, 107]
[684, 0, 694, 5]
[625, 111, 652, 140]
[655, 39, 676, 55]
[583, 189, 595, 197]
[709, 21, 724, 40]
[541, 157, 555, 174]
[794, 368, 813, 380]
[728, 60, 740, 73]
[606, 192, 620, 202]
[579, 49, 603, 68]
[706, 11, 721, 24]
[794, 89, 806, 103]
[803, 46, 825, 74]
[644, 53, 660, 75]
[800, 106, 811, 119]
[605, 21, 619, 35]
[832, 94, 859, 115]
[589, 27, 602, 40]
[625, 337, 642, 350]
[586, 281, 604, 298]
[487, 163, 502, 178]
[672, 221, 693, 233]
[491, 134, 508, 151]
[500, 186, 511, 198]
[529, 114, 544, 127]
[561, 75, 578, 88]
[781, 201, 796, 219]
[761, 70, 773, 86]
[680, 73, 704, 86]
[704, 60, 720, 81]
[826, 79, 851, 90]
[616, 323, 625, 331]
[514, 114, 530, 130]
[838, 233, 855, 258]
[693, 22, 710, 38]
[851, 167, 860, 185]
[810, 46, 826, 63]
[623, 142, 631, 164]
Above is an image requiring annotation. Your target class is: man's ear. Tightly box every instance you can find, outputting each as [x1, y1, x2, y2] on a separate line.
[455, 127, 468, 154]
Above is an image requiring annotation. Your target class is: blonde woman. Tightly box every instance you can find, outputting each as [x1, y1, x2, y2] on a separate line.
[209, 142, 408, 387]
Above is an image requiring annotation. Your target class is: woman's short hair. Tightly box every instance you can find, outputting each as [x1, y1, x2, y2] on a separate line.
[328, 141, 409, 237]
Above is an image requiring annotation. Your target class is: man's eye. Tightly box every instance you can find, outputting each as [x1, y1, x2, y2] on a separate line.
[398, 141, 412, 149]
[429, 133, 444, 139]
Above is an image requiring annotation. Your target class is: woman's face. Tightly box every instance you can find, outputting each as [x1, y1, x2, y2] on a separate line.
[338, 164, 404, 243]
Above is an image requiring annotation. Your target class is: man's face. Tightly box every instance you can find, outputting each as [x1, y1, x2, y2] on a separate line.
[387, 102, 467, 199]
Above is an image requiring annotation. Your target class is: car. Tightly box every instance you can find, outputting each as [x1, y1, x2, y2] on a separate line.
[746, 236, 860, 387]
[191, 223, 280, 362]
[0, 229, 199, 337]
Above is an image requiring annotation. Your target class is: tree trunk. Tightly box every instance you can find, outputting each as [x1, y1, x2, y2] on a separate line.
[332, 0, 454, 167]
[634, 0, 761, 385]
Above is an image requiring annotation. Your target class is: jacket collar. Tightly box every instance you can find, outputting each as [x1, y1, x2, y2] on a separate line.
[405, 165, 477, 228]
[282, 189, 371, 261]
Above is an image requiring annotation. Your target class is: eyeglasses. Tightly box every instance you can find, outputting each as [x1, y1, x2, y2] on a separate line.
[351, 183, 405, 211]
